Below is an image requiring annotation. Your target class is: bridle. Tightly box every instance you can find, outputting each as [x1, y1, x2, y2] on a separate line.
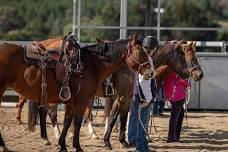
[58, 34, 83, 101]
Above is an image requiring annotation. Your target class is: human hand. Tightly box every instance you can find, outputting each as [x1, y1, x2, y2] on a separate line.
[140, 101, 150, 108]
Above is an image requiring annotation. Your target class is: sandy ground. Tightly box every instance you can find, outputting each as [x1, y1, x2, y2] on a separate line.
[0, 106, 228, 152]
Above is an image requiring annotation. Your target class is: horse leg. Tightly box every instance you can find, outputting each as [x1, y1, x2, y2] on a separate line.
[104, 101, 119, 150]
[119, 110, 129, 148]
[85, 101, 98, 139]
[59, 105, 74, 152]
[39, 107, 51, 145]
[68, 122, 74, 138]
[0, 133, 9, 152]
[16, 96, 26, 125]
[103, 97, 112, 135]
[0, 86, 9, 151]
[48, 106, 60, 140]
[72, 114, 83, 152]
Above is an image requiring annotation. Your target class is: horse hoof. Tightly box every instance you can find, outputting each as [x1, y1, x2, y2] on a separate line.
[104, 144, 112, 150]
[91, 134, 99, 139]
[59, 147, 68, 152]
[120, 141, 129, 148]
[16, 120, 22, 125]
[42, 139, 51, 145]
[0, 146, 10, 152]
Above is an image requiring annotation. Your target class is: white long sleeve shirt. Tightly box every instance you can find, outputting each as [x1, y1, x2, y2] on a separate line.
[138, 74, 153, 103]
[132, 56, 154, 103]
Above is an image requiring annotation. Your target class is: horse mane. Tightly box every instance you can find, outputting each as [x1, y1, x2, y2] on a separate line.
[82, 39, 128, 63]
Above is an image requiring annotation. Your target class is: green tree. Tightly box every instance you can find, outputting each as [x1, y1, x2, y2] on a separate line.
[161, 0, 220, 41]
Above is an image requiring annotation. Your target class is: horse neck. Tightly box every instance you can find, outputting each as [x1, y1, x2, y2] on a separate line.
[155, 65, 172, 88]
[85, 40, 128, 83]
[99, 58, 126, 82]
[40, 39, 62, 49]
[153, 44, 173, 69]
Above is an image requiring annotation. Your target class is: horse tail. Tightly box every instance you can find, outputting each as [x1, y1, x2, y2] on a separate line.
[28, 101, 39, 132]
[24, 65, 41, 86]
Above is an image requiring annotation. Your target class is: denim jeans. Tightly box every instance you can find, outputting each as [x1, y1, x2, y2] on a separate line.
[153, 87, 165, 115]
[153, 99, 165, 114]
[128, 94, 150, 152]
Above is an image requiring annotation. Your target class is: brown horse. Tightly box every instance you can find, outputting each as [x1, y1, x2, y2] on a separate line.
[0, 33, 154, 152]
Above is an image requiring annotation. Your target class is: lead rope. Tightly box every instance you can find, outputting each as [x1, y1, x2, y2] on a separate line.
[149, 78, 158, 134]
[136, 76, 156, 141]
[184, 77, 191, 128]
[166, 74, 178, 108]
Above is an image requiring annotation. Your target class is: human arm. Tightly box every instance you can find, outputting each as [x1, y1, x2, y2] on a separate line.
[138, 74, 153, 107]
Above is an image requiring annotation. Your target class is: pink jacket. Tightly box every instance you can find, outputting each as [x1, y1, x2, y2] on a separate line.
[163, 71, 190, 102]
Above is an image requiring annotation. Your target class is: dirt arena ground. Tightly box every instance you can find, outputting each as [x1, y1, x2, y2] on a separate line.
[0, 106, 228, 152]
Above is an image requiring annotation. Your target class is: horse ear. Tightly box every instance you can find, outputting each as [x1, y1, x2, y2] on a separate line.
[193, 41, 196, 46]
[191, 41, 197, 52]
[181, 39, 187, 44]
[175, 40, 184, 49]
[96, 37, 103, 44]
[129, 33, 137, 45]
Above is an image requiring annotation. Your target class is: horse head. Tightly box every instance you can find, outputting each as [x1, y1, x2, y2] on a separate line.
[62, 32, 80, 58]
[152, 40, 201, 81]
[167, 40, 203, 81]
[180, 41, 204, 81]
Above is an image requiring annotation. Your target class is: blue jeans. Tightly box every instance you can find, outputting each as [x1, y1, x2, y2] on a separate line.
[153, 99, 165, 114]
[153, 88, 165, 115]
[128, 95, 150, 152]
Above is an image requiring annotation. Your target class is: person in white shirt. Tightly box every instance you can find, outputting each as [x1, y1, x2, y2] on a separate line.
[128, 36, 159, 152]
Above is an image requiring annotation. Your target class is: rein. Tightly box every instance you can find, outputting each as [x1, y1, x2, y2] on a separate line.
[184, 77, 191, 128]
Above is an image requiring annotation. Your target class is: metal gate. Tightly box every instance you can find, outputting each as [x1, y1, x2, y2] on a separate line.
[188, 53, 228, 110]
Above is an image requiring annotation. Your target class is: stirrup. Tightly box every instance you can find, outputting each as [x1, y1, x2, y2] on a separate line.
[59, 86, 71, 102]
[105, 84, 114, 96]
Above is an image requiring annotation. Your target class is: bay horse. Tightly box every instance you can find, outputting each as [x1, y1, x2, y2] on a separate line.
[23, 39, 204, 150]
[0, 33, 154, 152]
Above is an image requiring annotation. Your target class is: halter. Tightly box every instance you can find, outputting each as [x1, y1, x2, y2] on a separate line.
[187, 58, 200, 74]
[126, 42, 152, 74]
[182, 46, 200, 74]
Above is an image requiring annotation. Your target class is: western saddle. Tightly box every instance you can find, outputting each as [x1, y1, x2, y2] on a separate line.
[24, 34, 83, 107]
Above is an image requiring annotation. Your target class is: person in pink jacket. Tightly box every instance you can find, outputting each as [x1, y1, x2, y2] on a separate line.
[163, 71, 190, 143]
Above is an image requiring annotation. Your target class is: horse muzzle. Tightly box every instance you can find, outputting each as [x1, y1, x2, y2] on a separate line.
[191, 68, 204, 81]
[142, 69, 155, 80]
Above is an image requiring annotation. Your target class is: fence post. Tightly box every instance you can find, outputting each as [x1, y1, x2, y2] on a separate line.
[221, 41, 227, 53]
